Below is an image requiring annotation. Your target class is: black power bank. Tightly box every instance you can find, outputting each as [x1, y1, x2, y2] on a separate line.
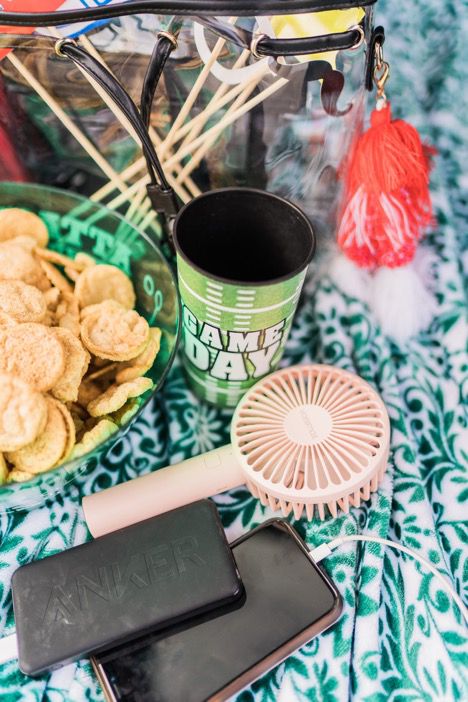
[12, 500, 243, 676]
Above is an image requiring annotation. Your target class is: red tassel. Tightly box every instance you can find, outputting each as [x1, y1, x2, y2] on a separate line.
[337, 102, 435, 268]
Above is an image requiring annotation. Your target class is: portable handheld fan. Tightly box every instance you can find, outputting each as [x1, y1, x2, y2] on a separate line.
[83, 364, 390, 537]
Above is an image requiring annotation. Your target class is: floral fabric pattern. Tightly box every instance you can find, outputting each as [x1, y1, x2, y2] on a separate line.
[0, 0, 467, 700]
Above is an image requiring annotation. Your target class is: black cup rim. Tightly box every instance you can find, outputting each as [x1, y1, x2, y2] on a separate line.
[173, 187, 316, 287]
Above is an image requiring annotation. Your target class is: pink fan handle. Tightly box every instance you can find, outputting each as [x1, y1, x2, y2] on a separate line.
[82, 445, 244, 537]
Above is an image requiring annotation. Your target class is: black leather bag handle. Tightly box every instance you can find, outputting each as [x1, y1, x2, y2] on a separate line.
[57, 37, 179, 221]
[0, 0, 374, 59]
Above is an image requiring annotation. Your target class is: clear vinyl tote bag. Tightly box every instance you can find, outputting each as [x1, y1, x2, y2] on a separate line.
[0, 1, 382, 241]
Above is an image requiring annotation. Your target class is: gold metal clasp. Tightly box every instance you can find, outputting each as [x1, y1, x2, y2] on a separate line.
[54, 38, 76, 58]
[373, 41, 390, 104]
[157, 30, 178, 50]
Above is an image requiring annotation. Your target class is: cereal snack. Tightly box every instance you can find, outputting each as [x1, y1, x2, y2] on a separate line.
[0, 311, 17, 331]
[0, 374, 48, 452]
[0, 280, 47, 323]
[116, 328, 161, 383]
[0, 208, 49, 246]
[0, 455, 8, 485]
[51, 328, 90, 403]
[0, 206, 161, 485]
[87, 377, 153, 417]
[6, 397, 75, 473]
[75, 264, 136, 309]
[80, 303, 149, 361]
[0, 323, 65, 392]
[0, 241, 45, 288]
[71, 419, 119, 460]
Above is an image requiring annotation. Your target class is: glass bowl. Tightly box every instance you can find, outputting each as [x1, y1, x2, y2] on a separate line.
[0, 182, 180, 511]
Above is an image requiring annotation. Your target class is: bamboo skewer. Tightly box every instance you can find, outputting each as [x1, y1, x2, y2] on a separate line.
[175, 64, 268, 184]
[176, 49, 251, 150]
[91, 157, 148, 203]
[158, 16, 237, 159]
[90, 71, 258, 206]
[124, 178, 148, 221]
[7, 20, 292, 243]
[90, 68, 259, 204]
[138, 207, 158, 233]
[73, 20, 290, 216]
[107, 176, 150, 211]
[105, 66, 289, 207]
[163, 74, 289, 172]
[88, 49, 272, 204]
[45, 29, 174, 223]
[124, 71, 262, 205]
[76, 33, 198, 204]
[6, 53, 129, 196]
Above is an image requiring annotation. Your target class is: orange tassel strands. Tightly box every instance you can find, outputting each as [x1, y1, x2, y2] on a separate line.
[337, 102, 435, 268]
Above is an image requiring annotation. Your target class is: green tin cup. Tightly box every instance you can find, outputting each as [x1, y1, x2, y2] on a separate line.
[173, 188, 315, 407]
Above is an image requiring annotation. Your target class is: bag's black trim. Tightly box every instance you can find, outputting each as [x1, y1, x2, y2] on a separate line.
[58, 40, 179, 223]
[0, 26, 365, 58]
[193, 16, 364, 56]
[0, 1, 377, 27]
[365, 24, 385, 91]
[257, 29, 363, 56]
[140, 34, 175, 129]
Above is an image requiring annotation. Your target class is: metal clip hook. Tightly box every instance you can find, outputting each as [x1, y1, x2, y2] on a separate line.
[373, 41, 390, 104]
[54, 37, 76, 57]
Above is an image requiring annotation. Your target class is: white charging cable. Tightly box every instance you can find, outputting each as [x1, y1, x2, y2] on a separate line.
[310, 534, 468, 623]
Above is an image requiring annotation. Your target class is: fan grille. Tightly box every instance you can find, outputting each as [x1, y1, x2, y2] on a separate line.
[232, 364, 390, 520]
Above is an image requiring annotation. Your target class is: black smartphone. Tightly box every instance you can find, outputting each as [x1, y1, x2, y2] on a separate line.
[92, 519, 342, 702]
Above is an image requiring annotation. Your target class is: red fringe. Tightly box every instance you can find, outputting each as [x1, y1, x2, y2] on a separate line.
[338, 102, 434, 268]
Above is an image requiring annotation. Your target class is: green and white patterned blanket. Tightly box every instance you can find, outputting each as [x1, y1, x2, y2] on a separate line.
[0, 0, 467, 699]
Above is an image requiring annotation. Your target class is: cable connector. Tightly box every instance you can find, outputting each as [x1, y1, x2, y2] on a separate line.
[309, 542, 333, 563]
[146, 184, 179, 217]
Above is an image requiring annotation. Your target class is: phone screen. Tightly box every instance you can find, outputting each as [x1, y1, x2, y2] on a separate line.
[93, 521, 341, 702]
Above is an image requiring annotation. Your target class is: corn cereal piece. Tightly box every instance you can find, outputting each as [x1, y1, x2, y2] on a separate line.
[35, 247, 79, 270]
[87, 378, 153, 417]
[116, 328, 161, 383]
[75, 264, 136, 310]
[71, 419, 118, 459]
[110, 398, 140, 426]
[44, 286, 61, 309]
[8, 469, 35, 483]
[64, 267, 80, 283]
[0, 241, 44, 287]
[0, 208, 48, 247]
[56, 291, 80, 336]
[85, 363, 119, 383]
[80, 303, 149, 362]
[39, 259, 73, 294]
[6, 397, 73, 473]
[0, 323, 65, 392]
[51, 328, 90, 403]
[9, 235, 37, 251]
[0, 454, 9, 485]
[0, 311, 17, 331]
[77, 379, 104, 408]
[0, 373, 48, 452]
[87, 377, 153, 417]
[0, 280, 47, 323]
[80, 299, 123, 320]
[55, 401, 76, 463]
